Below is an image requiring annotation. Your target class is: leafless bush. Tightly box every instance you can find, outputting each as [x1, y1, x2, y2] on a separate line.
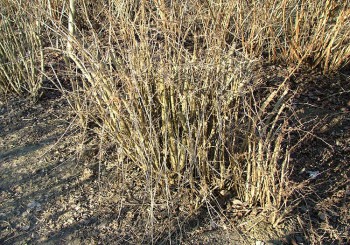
[60, 0, 299, 226]
[0, 0, 44, 98]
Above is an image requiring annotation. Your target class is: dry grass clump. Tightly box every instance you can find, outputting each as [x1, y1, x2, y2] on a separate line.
[0, 0, 349, 237]
[60, 0, 298, 226]
[230, 0, 350, 72]
[0, 0, 44, 98]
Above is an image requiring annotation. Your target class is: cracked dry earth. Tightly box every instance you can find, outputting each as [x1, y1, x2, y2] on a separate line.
[0, 71, 349, 244]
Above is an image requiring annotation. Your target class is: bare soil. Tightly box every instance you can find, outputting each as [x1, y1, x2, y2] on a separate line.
[0, 69, 349, 244]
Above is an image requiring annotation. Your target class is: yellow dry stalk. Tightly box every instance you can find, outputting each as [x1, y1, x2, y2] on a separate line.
[67, 0, 75, 58]
[0, 2, 43, 98]
[322, 6, 348, 72]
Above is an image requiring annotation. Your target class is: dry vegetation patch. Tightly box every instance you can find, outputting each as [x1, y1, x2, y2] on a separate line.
[0, 0, 349, 244]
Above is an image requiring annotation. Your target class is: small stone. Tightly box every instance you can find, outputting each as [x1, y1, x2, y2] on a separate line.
[306, 171, 320, 179]
[27, 201, 41, 211]
[318, 212, 327, 221]
[21, 224, 30, 231]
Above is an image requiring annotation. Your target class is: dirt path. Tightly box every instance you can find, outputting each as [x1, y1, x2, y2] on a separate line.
[0, 97, 79, 244]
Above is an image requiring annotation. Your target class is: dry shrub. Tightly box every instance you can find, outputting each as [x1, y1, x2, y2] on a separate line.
[62, 0, 298, 226]
[230, 0, 350, 72]
[0, 0, 45, 99]
[195, 0, 350, 72]
[1, 0, 347, 230]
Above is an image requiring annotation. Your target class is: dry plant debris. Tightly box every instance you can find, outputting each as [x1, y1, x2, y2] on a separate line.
[1, 0, 349, 244]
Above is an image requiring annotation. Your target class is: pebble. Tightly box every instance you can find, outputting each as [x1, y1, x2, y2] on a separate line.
[318, 211, 327, 221]
[27, 200, 42, 211]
